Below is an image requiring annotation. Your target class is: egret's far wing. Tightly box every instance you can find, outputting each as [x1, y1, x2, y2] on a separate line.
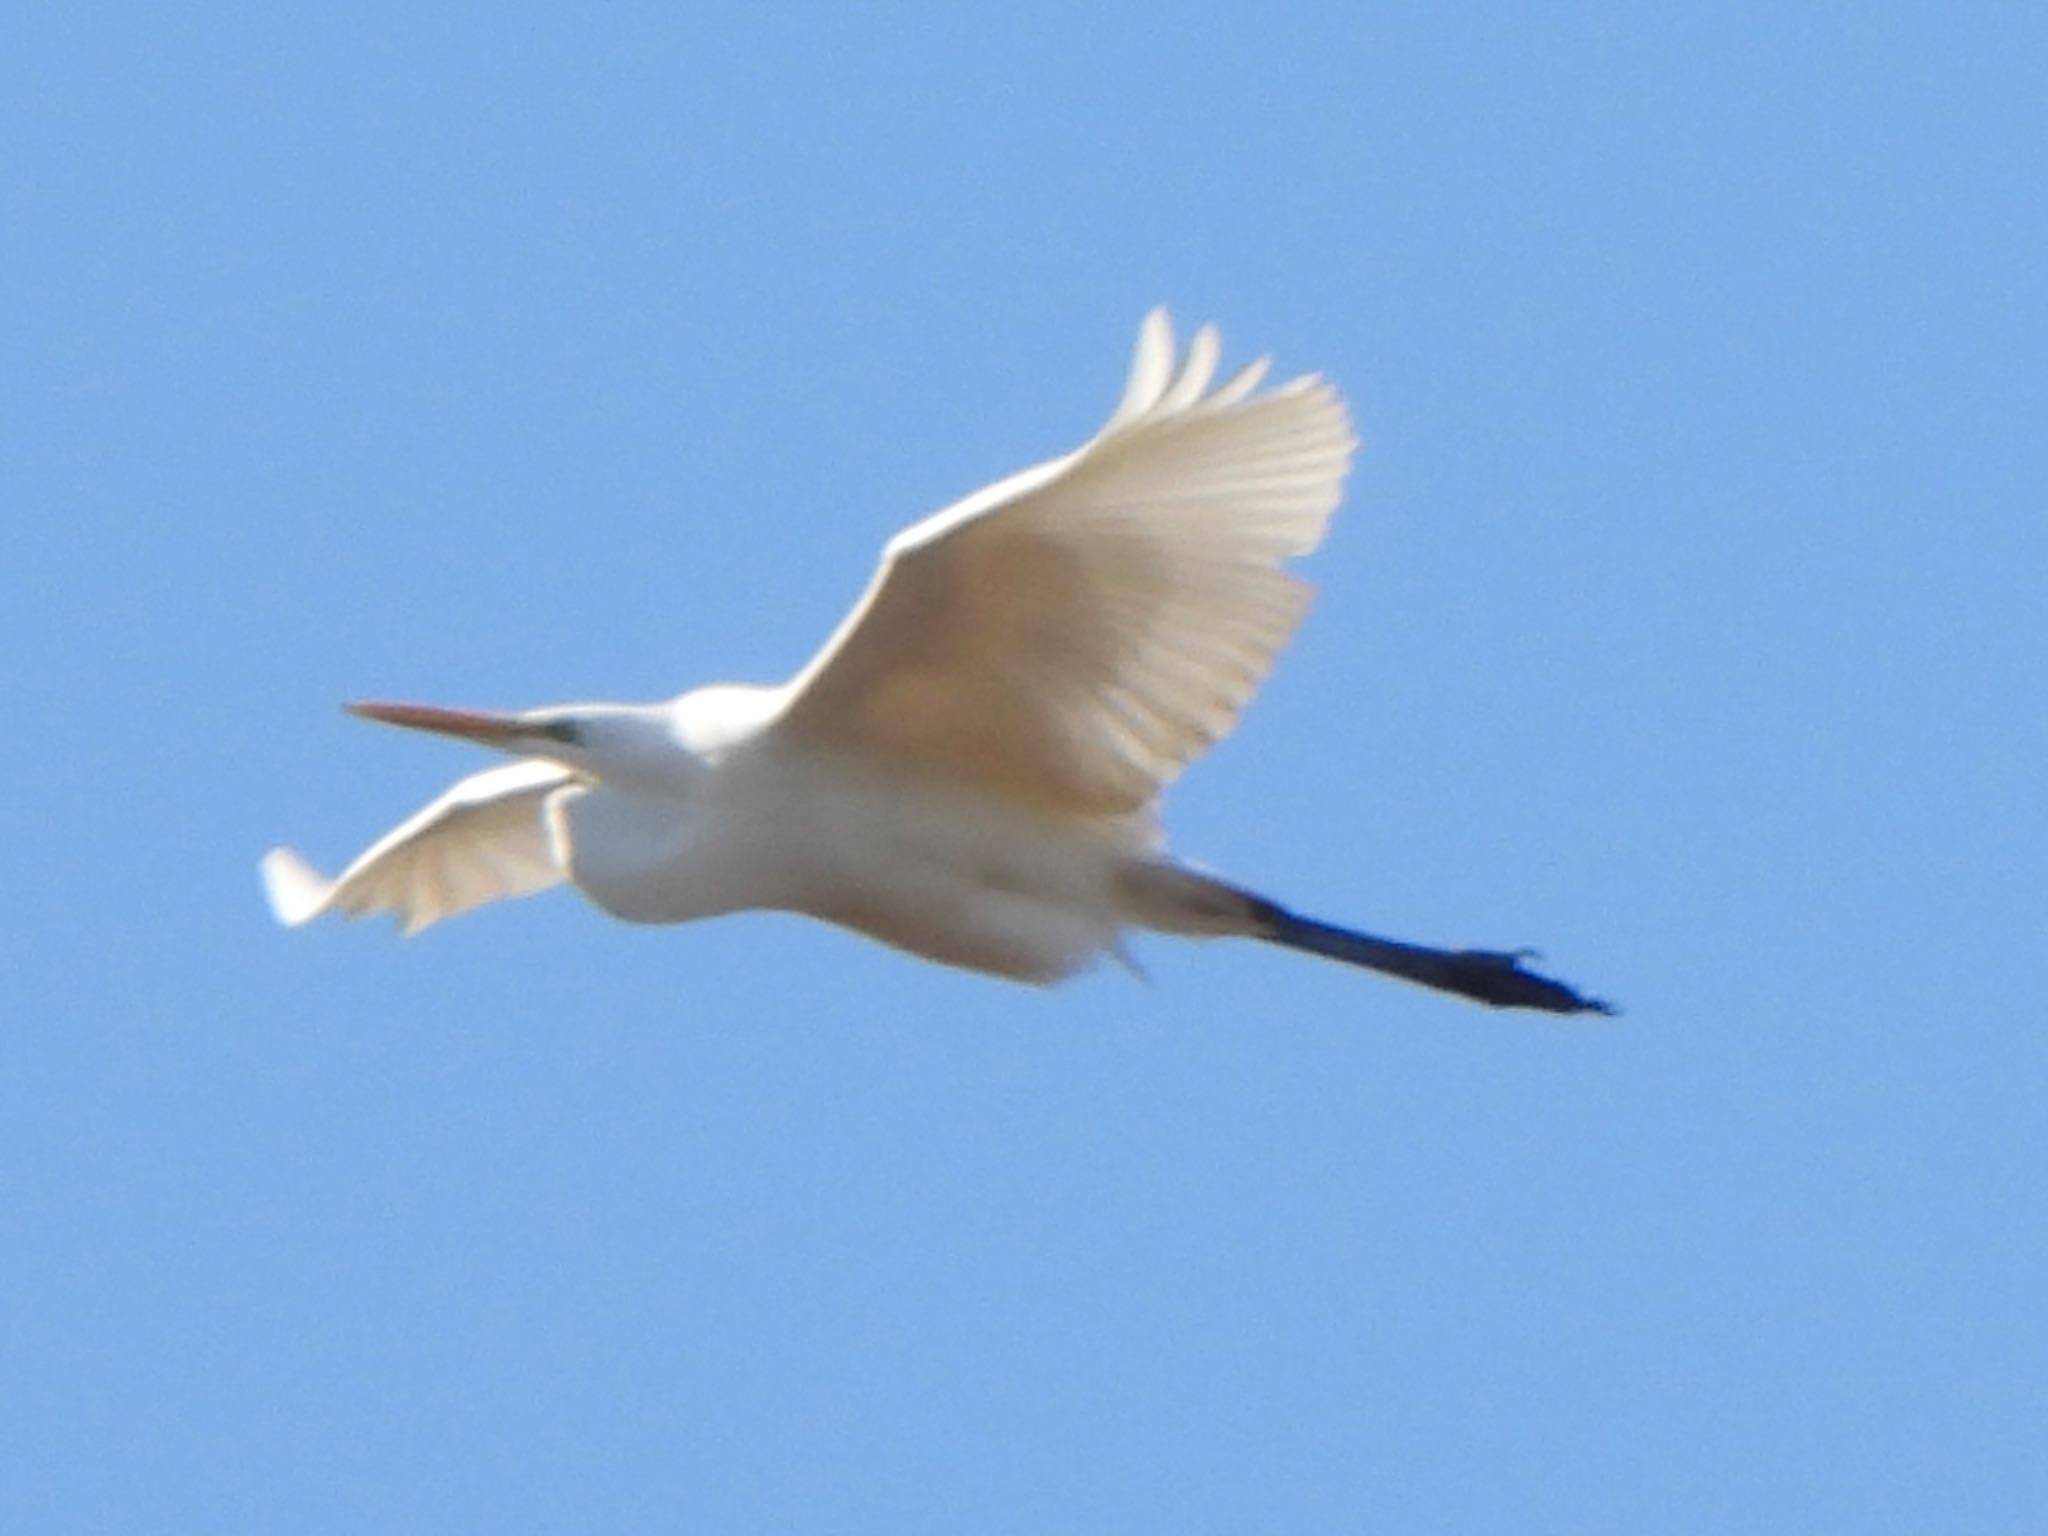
[261, 759, 575, 935]
[777, 310, 1356, 817]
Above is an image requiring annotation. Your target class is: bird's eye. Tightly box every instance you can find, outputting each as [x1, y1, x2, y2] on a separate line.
[542, 720, 583, 746]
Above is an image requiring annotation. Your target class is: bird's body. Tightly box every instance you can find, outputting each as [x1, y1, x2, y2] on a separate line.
[558, 691, 1149, 982]
[263, 312, 1611, 1013]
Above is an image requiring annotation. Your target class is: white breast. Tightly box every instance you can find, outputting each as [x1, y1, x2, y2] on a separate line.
[557, 738, 1153, 983]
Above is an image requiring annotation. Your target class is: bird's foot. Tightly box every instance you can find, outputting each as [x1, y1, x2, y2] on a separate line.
[1452, 948, 1618, 1016]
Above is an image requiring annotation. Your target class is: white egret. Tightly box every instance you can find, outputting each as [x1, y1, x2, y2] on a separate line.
[262, 311, 1610, 1013]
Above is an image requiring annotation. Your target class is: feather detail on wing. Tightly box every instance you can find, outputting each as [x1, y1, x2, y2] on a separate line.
[777, 309, 1356, 818]
[260, 759, 575, 935]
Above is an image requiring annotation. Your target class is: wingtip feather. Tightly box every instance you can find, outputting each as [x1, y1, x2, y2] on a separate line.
[1110, 308, 1176, 426]
[259, 847, 333, 927]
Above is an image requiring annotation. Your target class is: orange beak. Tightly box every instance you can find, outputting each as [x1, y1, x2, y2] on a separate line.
[345, 700, 534, 746]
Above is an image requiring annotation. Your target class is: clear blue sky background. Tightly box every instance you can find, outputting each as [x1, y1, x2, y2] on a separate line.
[6, 6, 2043, 1532]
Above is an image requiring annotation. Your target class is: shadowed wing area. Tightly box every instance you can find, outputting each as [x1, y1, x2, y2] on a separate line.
[778, 311, 1357, 817]
[261, 760, 575, 935]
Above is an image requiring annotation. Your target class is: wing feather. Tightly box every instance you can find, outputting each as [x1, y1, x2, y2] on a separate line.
[260, 759, 575, 936]
[778, 311, 1356, 816]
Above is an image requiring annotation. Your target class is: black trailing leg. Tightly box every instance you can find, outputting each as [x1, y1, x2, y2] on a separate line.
[1251, 899, 1616, 1015]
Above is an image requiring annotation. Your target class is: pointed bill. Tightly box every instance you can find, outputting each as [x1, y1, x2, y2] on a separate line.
[346, 700, 531, 746]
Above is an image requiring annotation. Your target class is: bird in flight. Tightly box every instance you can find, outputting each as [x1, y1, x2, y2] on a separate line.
[262, 311, 1611, 1014]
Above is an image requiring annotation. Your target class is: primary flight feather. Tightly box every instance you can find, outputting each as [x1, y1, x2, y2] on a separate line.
[262, 311, 1610, 1013]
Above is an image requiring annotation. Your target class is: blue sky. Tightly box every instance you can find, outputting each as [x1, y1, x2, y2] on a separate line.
[6, 5, 2044, 1531]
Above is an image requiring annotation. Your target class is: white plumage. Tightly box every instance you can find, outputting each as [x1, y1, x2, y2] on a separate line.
[262, 760, 571, 936]
[780, 310, 1348, 819]
[262, 311, 1612, 1013]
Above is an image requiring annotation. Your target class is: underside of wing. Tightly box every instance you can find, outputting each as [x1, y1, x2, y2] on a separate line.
[261, 759, 576, 936]
[777, 310, 1357, 817]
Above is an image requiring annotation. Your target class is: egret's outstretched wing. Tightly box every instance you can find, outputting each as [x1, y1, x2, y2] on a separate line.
[778, 310, 1356, 817]
[260, 759, 575, 936]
